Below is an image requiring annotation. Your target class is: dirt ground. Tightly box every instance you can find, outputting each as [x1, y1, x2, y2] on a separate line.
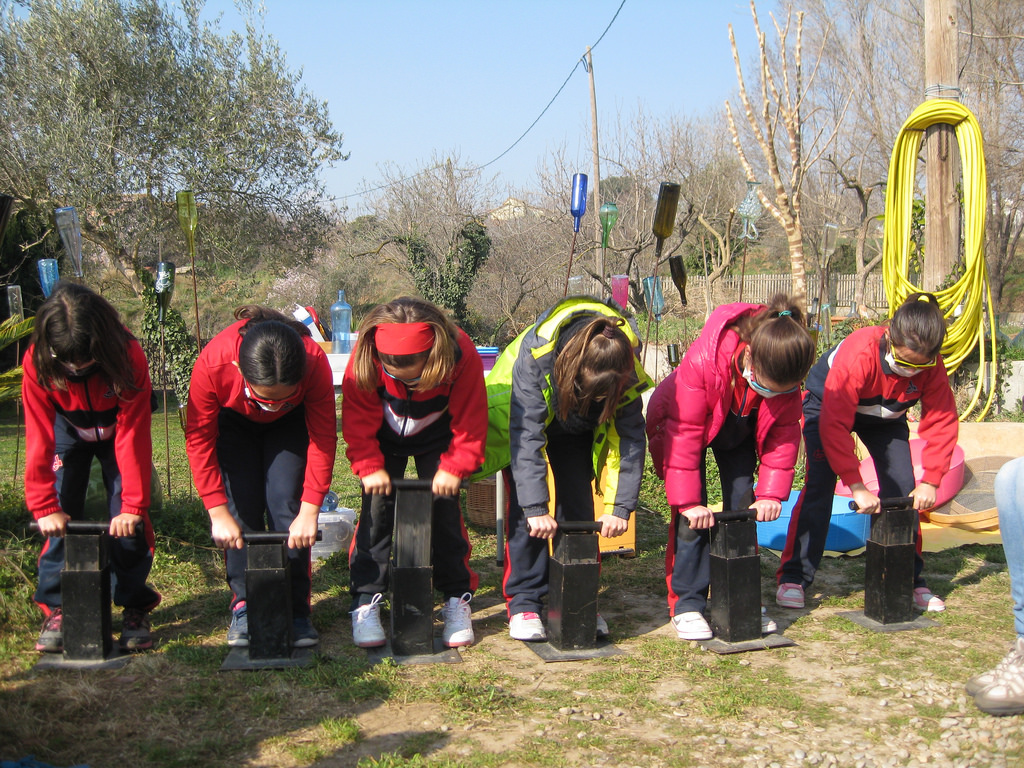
[294, 551, 1022, 768]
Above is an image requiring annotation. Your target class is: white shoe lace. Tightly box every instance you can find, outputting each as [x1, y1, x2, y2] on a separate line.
[443, 592, 473, 630]
[352, 593, 384, 626]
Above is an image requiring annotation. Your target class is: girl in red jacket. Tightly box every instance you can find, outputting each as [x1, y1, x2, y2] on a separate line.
[646, 296, 815, 641]
[26, 283, 159, 653]
[777, 293, 956, 612]
[342, 297, 487, 650]
[186, 306, 337, 648]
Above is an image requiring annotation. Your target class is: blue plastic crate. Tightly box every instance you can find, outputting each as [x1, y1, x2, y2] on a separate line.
[756, 491, 870, 553]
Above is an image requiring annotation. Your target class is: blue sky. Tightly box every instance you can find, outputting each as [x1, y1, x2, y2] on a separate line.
[200, 0, 779, 213]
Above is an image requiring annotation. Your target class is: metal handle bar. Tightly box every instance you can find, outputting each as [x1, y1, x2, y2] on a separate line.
[557, 521, 604, 533]
[391, 478, 469, 492]
[847, 496, 915, 512]
[243, 530, 323, 544]
[714, 509, 759, 523]
[30, 521, 137, 535]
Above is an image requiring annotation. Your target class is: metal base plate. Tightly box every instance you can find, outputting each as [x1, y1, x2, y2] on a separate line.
[839, 610, 939, 632]
[698, 633, 797, 655]
[221, 646, 316, 671]
[524, 637, 623, 662]
[366, 637, 463, 666]
[35, 647, 133, 671]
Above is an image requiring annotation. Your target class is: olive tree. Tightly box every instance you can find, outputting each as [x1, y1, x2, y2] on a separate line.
[0, 0, 346, 296]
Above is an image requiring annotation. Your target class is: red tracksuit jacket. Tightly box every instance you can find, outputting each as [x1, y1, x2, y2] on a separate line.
[808, 325, 958, 488]
[23, 339, 153, 519]
[341, 328, 487, 480]
[185, 319, 337, 510]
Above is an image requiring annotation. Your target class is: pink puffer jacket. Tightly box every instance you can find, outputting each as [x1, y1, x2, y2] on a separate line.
[646, 303, 804, 511]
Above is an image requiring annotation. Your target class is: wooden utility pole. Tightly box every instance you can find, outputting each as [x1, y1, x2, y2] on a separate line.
[586, 46, 603, 296]
[923, 0, 959, 292]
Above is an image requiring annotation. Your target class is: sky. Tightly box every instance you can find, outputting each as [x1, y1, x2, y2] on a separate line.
[199, 0, 780, 214]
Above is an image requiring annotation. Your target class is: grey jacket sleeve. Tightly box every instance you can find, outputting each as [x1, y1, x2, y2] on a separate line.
[606, 395, 647, 519]
[508, 343, 554, 517]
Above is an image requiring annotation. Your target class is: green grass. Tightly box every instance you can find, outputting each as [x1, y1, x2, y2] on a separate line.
[0, 405, 1021, 767]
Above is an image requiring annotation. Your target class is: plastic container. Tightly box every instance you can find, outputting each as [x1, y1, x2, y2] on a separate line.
[330, 290, 352, 354]
[756, 490, 871, 553]
[476, 346, 500, 374]
[313, 506, 355, 561]
[833, 439, 966, 508]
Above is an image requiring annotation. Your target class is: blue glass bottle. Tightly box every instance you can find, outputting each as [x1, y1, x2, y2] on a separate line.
[330, 289, 352, 354]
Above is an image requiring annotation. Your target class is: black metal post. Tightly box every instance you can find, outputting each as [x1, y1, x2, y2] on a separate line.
[391, 479, 435, 657]
[860, 497, 917, 624]
[708, 509, 761, 643]
[244, 532, 294, 660]
[548, 521, 602, 650]
[61, 521, 114, 660]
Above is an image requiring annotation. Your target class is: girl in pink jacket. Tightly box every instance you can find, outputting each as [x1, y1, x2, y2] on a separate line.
[646, 296, 815, 641]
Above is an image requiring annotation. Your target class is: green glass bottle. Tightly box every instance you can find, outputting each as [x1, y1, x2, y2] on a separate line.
[668, 255, 687, 307]
[652, 182, 682, 240]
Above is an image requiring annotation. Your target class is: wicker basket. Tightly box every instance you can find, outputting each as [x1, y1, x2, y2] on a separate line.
[464, 477, 497, 528]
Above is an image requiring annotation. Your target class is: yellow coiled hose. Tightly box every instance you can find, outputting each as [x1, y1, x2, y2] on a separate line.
[881, 99, 995, 421]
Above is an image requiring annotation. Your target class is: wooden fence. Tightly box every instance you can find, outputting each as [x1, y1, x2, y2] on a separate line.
[676, 273, 888, 315]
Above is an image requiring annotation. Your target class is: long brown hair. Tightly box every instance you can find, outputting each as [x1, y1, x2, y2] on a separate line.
[350, 297, 460, 391]
[889, 292, 946, 358]
[735, 294, 816, 385]
[31, 282, 139, 395]
[553, 316, 635, 423]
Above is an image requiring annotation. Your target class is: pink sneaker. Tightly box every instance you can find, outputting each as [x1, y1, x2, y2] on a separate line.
[913, 587, 946, 612]
[776, 583, 805, 609]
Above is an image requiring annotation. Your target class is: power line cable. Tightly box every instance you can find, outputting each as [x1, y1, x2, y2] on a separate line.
[329, 0, 628, 204]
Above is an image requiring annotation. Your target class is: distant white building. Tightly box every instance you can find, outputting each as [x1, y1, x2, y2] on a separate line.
[489, 197, 546, 222]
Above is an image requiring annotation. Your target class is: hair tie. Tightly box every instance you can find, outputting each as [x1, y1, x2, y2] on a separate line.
[601, 326, 617, 339]
[776, 310, 792, 318]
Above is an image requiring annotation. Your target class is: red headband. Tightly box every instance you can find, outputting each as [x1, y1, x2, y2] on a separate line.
[375, 322, 435, 355]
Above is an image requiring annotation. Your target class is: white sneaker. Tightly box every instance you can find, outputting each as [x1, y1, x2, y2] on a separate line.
[596, 613, 609, 639]
[761, 606, 778, 634]
[351, 593, 386, 648]
[967, 638, 1024, 696]
[672, 611, 713, 641]
[442, 592, 474, 648]
[509, 611, 546, 641]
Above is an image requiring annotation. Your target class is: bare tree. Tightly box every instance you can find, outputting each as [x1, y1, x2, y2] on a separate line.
[726, 0, 846, 303]
[365, 153, 498, 326]
[966, 2, 1024, 309]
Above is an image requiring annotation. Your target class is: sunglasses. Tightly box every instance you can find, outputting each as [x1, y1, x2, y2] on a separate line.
[50, 352, 95, 374]
[382, 367, 422, 386]
[891, 353, 937, 370]
[887, 338, 937, 369]
[748, 376, 800, 397]
[241, 378, 298, 407]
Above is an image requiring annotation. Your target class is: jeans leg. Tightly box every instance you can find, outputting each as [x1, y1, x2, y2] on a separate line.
[858, 421, 926, 586]
[263, 408, 311, 618]
[95, 439, 160, 610]
[33, 419, 94, 610]
[349, 453, 407, 608]
[995, 457, 1024, 638]
[503, 431, 593, 616]
[216, 410, 270, 609]
[777, 419, 836, 588]
[502, 466, 549, 616]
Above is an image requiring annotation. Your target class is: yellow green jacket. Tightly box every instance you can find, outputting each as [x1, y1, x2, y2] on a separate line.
[474, 297, 653, 519]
